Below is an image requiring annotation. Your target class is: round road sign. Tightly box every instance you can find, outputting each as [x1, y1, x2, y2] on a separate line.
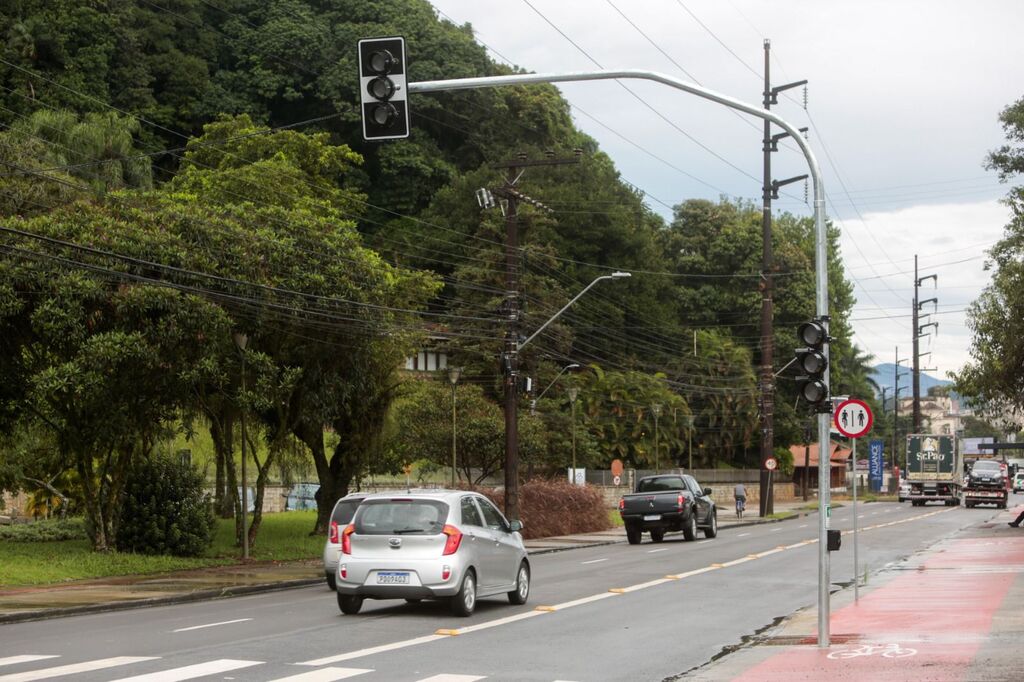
[613, 474, 622, 486]
[833, 398, 873, 438]
[765, 457, 778, 471]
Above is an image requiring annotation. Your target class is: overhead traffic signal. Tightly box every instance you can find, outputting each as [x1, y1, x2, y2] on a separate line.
[795, 318, 830, 412]
[357, 37, 410, 141]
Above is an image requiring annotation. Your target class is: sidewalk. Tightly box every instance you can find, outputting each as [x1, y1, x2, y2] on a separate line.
[688, 503, 1024, 681]
[0, 500, 812, 624]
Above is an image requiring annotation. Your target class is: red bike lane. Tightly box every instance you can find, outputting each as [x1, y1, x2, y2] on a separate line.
[732, 532, 1024, 681]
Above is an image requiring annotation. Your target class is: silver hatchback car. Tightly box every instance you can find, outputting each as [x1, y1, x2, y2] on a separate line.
[334, 490, 530, 617]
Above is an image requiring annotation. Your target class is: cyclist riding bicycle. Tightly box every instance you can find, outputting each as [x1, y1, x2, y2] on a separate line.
[734, 482, 747, 518]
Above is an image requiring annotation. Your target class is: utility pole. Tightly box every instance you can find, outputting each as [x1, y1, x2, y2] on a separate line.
[912, 255, 938, 432]
[894, 347, 909, 470]
[490, 152, 580, 521]
[759, 39, 807, 517]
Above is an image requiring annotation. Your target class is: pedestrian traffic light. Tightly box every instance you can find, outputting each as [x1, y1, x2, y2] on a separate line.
[357, 37, 410, 141]
[795, 318, 830, 412]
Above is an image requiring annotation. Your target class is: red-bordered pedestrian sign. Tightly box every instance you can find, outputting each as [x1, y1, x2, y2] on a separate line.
[833, 398, 873, 438]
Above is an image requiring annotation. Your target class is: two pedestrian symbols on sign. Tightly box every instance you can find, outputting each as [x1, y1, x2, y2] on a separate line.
[840, 409, 866, 429]
[834, 398, 873, 439]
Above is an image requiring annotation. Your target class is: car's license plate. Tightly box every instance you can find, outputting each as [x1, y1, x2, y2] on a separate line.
[376, 571, 410, 584]
[643, 514, 660, 521]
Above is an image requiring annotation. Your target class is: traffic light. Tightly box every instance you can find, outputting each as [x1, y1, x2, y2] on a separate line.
[795, 318, 830, 412]
[357, 37, 410, 141]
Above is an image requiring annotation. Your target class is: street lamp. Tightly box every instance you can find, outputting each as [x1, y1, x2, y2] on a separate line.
[532, 363, 580, 413]
[232, 331, 249, 560]
[503, 271, 630, 520]
[448, 366, 462, 489]
[651, 403, 663, 474]
[568, 386, 580, 485]
[519, 272, 631, 349]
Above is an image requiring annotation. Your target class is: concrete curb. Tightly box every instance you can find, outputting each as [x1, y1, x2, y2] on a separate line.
[0, 577, 325, 625]
[0, 509, 813, 625]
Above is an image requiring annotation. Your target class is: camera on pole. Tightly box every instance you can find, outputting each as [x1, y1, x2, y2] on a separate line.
[357, 37, 410, 140]
[795, 318, 830, 412]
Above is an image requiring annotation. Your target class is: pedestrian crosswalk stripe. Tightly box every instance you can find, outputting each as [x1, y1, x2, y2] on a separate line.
[0, 659, 59, 670]
[107, 659, 262, 681]
[415, 676, 485, 682]
[268, 667, 373, 681]
[0, 656, 157, 681]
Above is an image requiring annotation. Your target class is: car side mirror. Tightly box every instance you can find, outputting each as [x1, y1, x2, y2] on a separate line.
[703, 487, 712, 496]
[509, 520, 523, 533]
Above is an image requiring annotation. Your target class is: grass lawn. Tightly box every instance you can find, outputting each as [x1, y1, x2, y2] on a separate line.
[0, 512, 323, 588]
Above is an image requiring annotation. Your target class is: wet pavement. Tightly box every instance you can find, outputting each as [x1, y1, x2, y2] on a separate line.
[0, 501, 810, 624]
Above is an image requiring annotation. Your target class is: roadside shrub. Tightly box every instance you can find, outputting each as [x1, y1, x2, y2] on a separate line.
[484, 479, 611, 539]
[116, 455, 215, 557]
[0, 518, 87, 542]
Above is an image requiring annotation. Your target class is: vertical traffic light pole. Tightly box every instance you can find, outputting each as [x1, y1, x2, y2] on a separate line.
[408, 68, 832, 646]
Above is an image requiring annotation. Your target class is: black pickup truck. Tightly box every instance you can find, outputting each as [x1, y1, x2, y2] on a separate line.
[618, 474, 718, 544]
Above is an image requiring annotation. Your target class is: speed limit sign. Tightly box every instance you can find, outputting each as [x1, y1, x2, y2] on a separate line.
[765, 457, 778, 471]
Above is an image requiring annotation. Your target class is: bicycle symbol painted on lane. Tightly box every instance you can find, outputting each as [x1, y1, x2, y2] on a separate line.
[827, 642, 918, 660]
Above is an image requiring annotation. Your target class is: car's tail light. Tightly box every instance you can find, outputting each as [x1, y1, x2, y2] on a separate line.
[329, 521, 339, 544]
[442, 524, 463, 555]
[341, 524, 355, 555]
[340, 564, 347, 579]
[618, 498, 625, 511]
[677, 494, 685, 510]
[442, 564, 451, 581]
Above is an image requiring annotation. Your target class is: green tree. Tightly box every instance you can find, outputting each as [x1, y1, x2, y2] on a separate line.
[954, 96, 1024, 426]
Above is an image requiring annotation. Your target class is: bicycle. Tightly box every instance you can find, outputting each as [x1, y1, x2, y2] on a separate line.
[735, 495, 745, 519]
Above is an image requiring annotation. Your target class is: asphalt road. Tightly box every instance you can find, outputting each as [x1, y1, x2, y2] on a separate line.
[0, 501, 993, 682]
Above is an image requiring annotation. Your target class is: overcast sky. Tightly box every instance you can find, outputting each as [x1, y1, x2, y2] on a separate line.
[427, 0, 1020, 380]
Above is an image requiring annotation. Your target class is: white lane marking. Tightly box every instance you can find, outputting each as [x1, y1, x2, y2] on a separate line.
[647, 548, 670, 553]
[0, 657, 158, 682]
[172, 618, 252, 633]
[770, 528, 781, 532]
[668, 565, 721, 580]
[544, 592, 619, 611]
[610, 578, 672, 593]
[416, 676, 485, 682]
[799, 524, 808, 528]
[0, 659, 59, 670]
[737, 532, 751, 537]
[299, 636, 447, 666]
[445, 610, 546, 635]
[581, 558, 608, 564]
[268, 668, 373, 681]
[108, 659, 262, 681]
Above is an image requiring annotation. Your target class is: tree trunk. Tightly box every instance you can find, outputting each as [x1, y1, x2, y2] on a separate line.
[296, 419, 347, 535]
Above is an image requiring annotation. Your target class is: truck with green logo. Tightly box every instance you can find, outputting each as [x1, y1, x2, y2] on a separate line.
[905, 434, 961, 506]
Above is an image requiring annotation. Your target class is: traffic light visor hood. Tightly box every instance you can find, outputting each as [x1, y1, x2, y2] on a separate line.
[797, 349, 827, 374]
[800, 380, 828, 403]
[797, 320, 827, 347]
[369, 50, 395, 74]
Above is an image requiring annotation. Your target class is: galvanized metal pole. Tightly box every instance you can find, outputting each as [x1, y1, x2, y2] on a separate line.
[410, 69, 830, 645]
[853, 437, 859, 601]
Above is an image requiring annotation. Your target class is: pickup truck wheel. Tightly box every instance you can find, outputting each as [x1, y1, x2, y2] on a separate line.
[326, 573, 337, 591]
[649, 529, 665, 543]
[703, 511, 718, 538]
[626, 525, 642, 545]
[683, 512, 698, 541]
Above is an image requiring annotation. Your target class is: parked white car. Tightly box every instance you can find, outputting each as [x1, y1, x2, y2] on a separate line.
[323, 493, 369, 590]
[334, 490, 529, 616]
[898, 479, 910, 503]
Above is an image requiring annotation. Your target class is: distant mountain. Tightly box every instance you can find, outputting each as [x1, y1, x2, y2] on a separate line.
[870, 363, 954, 398]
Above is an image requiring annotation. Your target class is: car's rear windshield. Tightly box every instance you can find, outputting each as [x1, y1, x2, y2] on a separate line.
[972, 461, 1001, 471]
[637, 477, 685, 492]
[354, 499, 449, 535]
[330, 499, 362, 525]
